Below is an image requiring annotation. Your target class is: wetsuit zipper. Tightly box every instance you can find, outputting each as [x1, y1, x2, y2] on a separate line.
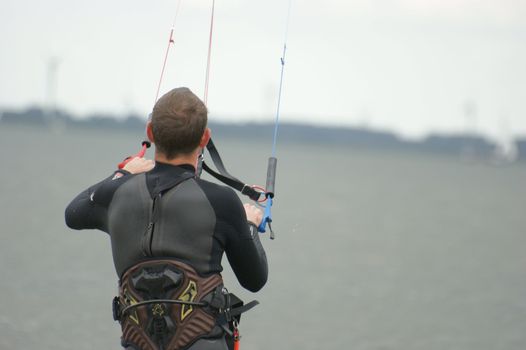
[142, 194, 160, 257]
[140, 174, 193, 257]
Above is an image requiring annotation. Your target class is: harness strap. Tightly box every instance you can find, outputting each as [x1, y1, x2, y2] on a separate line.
[205, 139, 238, 180]
[202, 138, 262, 201]
[151, 171, 195, 197]
[115, 294, 259, 322]
[120, 299, 208, 317]
[229, 300, 259, 318]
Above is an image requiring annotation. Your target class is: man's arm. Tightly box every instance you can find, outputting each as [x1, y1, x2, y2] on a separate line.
[65, 157, 155, 232]
[222, 192, 268, 292]
[226, 222, 268, 292]
[64, 171, 130, 232]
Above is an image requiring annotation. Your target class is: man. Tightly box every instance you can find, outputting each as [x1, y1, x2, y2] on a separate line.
[65, 87, 268, 350]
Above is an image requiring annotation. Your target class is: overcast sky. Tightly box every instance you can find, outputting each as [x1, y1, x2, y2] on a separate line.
[1, 0, 525, 139]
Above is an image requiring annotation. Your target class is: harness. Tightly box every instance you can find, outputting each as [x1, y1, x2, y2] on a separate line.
[113, 259, 257, 350]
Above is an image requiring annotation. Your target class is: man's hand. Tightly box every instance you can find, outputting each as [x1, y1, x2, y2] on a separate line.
[244, 203, 263, 226]
[122, 157, 155, 174]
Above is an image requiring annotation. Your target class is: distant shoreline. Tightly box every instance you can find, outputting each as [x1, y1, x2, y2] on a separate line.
[2, 106, 525, 162]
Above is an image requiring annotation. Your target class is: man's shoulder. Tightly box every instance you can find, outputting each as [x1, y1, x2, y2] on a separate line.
[194, 178, 245, 222]
[92, 171, 145, 207]
[194, 178, 238, 201]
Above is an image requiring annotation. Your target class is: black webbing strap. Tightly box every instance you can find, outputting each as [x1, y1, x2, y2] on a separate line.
[229, 300, 259, 317]
[120, 299, 208, 318]
[115, 296, 259, 322]
[151, 172, 195, 197]
[217, 293, 259, 335]
[205, 139, 239, 181]
[202, 138, 262, 201]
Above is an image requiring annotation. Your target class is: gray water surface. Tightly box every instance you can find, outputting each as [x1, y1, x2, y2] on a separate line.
[1, 125, 525, 349]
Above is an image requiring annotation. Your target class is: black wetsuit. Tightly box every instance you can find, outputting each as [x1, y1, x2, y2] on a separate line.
[65, 162, 268, 349]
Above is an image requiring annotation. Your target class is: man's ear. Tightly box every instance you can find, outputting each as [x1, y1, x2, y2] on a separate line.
[199, 127, 211, 148]
[146, 121, 155, 143]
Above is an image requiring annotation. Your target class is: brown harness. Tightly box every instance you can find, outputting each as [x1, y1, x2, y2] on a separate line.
[115, 260, 223, 350]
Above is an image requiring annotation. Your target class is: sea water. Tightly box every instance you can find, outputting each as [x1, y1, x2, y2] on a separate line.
[1, 125, 525, 349]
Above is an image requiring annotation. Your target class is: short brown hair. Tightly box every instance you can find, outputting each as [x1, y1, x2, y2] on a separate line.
[151, 87, 207, 159]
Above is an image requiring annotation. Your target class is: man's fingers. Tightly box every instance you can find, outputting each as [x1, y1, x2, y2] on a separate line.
[244, 203, 263, 226]
[122, 157, 155, 174]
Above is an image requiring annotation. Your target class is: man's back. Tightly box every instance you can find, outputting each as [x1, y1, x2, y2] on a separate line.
[65, 162, 267, 349]
[66, 162, 267, 289]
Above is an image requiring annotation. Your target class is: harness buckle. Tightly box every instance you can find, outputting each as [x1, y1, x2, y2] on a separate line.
[241, 185, 262, 201]
[112, 296, 122, 321]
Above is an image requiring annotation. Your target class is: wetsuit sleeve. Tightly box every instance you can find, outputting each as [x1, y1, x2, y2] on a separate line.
[64, 171, 132, 233]
[222, 190, 268, 292]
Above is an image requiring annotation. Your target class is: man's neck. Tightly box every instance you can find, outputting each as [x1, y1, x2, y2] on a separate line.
[154, 150, 199, 168]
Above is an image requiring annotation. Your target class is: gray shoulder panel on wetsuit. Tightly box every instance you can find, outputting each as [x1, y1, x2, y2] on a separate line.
[107, 174, 152, 277]
[152, 178, 217, 275]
